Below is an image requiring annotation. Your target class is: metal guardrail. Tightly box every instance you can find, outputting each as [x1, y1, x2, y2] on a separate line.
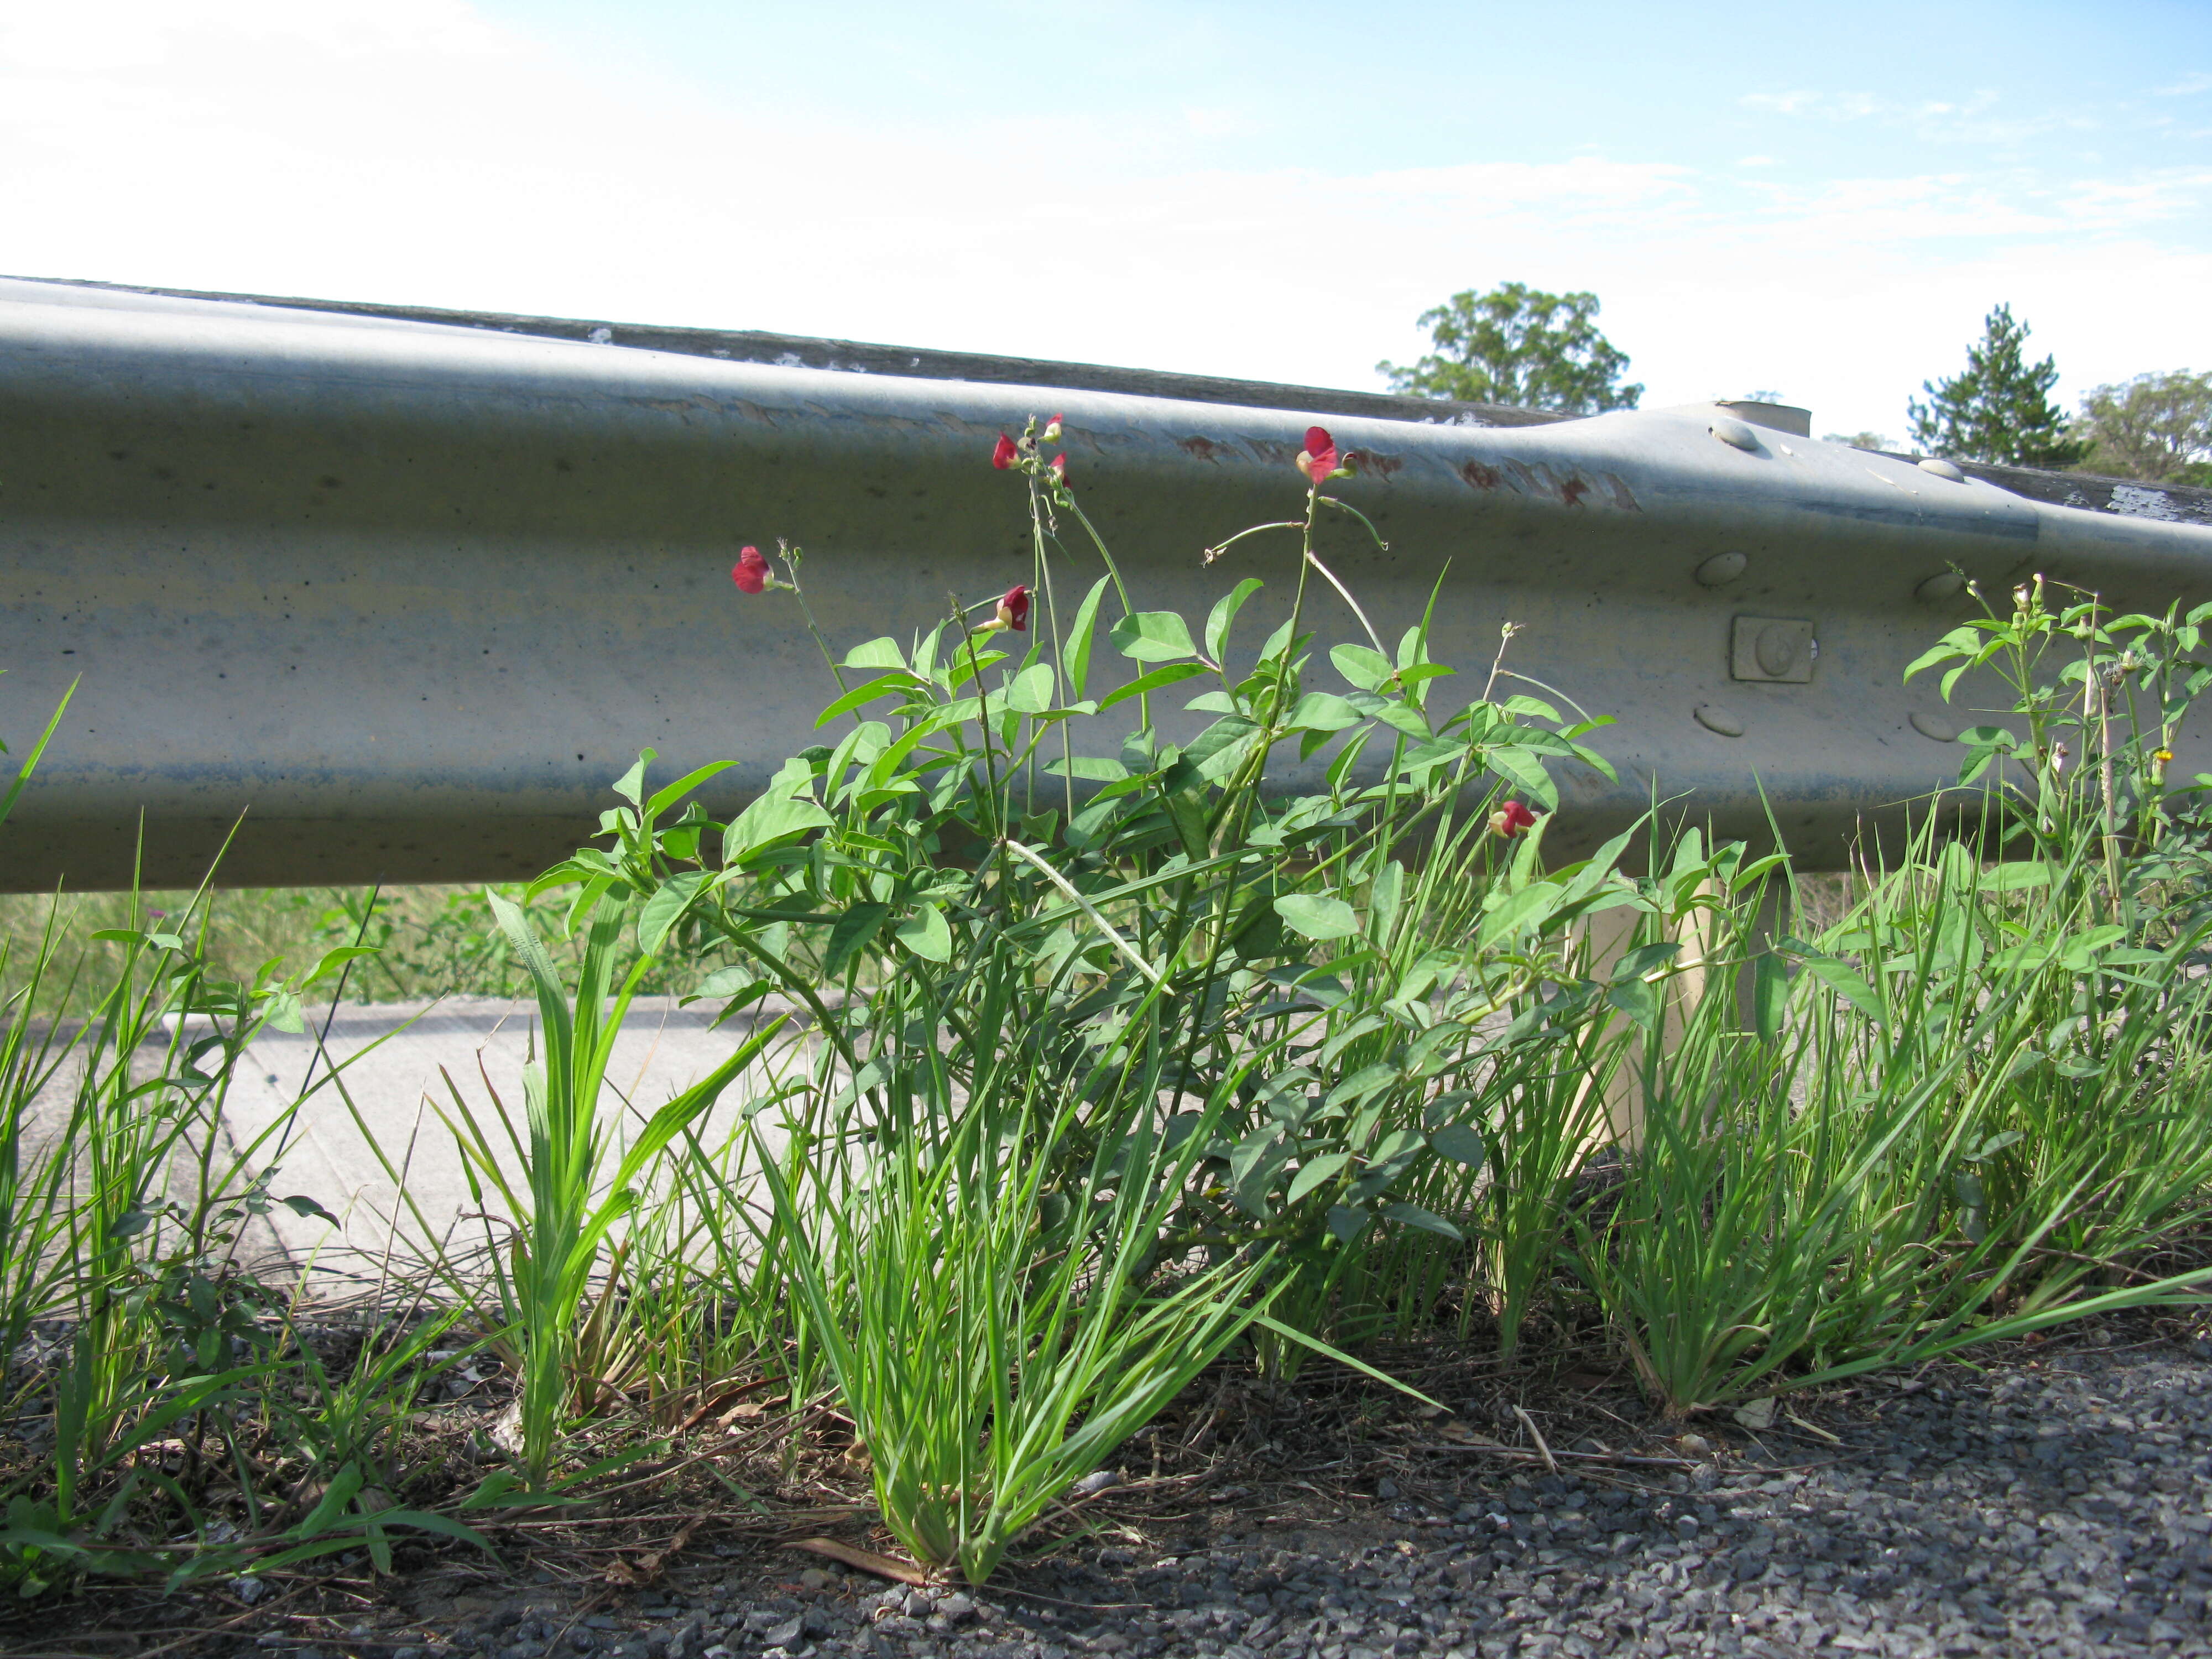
[3, 274, 2209, 890]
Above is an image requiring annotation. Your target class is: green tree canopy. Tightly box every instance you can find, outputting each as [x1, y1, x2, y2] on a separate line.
[2075, 370, 2212, 486]
[1907, 304, 2085, 469]
[1377, 282, 1642, 414]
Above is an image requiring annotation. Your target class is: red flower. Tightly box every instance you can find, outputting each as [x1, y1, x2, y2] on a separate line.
[1295, 425, 1341, 485]
[992, 433, 1019, 470]
[1049, 452, 1068, 486]
[997, 583, 1030, 632]
[1042, 414, 1063, 442]
[731, 545, 771, 595]
[1489, 799, 1538, 838]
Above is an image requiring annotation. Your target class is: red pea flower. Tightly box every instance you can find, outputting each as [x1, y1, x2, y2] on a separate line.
[997, 583, 1031, 632]
[992, 433, 1019, 470]
[1295, 425, 1341, 486]
[731, 545, 771, 595]
[1049, 452, 1068, 487]
[1489, 799, 1538, 839]
[1041, 413, 1063, 442]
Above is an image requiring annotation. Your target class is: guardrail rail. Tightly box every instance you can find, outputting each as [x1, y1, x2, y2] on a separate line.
[3, 274, 2208, 888]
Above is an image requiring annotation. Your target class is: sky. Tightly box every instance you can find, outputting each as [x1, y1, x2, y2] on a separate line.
[2, 0, 2208, 439]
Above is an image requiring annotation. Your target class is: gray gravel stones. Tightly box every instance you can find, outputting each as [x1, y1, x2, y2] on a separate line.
[364, 1330, 2212, 1659]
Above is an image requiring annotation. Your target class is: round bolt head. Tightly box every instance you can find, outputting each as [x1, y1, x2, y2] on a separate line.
[1916, 571, 1965, 602]
[1710, 416, 1760, 452]
[1694, 552, 1748, 587]
[1917, 457, 1966, 482]
[1755, 622, 1805, 679]
[1694, 704, 1745, 737]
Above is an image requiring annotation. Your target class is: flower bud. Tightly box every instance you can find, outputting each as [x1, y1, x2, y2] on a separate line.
[731, 546, 772, 595]
[1488, 800, 1538, 838]
[1295, 425, 1340, 486]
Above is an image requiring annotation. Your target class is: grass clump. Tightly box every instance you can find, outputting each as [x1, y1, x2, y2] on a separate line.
[5, 437, 2212, 1592]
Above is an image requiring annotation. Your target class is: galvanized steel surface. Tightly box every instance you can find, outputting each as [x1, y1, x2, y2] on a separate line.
[3, 275, 2210, 889]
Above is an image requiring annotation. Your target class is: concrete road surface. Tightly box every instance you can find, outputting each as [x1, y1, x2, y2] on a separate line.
[206, 994, 797, 1282]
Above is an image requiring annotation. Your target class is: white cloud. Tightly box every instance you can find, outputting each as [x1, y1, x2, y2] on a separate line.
[1739, 86, 2073, 148]
[1740, 90, 1821, 115]
[1, 1, 2205, 442]
[2156, 71, 2212, 96]
[1181, 106, 1254, 138]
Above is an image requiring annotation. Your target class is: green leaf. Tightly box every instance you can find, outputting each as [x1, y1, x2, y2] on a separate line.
[1369, 859, 1405, 943]
[1478, 883, 1563, 946]
[1797, 953, 1886, 1027]
[692, 966, 769, 1001]
[1230, 1128, 1295, 1218]
[1110, 610, 1199, 662]
[1044, 755, 1130, 782]
[1004, 662, 1058, 713]
[1753, 951, 1789, 1044]
[823, 903, 890, 979]
[280, 1194, 340, 1225]
[723, 793, 833, 866]
[1286, 692, 1365, 733]
[612, 749, 655, 806]
[1383, 1202, 1463, 1241]
[1273, 894, 1360, 941]
[843, 637, 907, 670]
[1286, 1151, 1349, 1204]
[894, 904, 952, 963]
[1373, 702, 1431, 739]
[1065, 575, 1112, 699]
[303, 943, 381, 988]
[1956, 725, 2018, 750]
[1484, 745, 1558, 810]
[1965, 1129, 2023, 1162]
[814, 672, 925, 728]
[1611, 941, 1680, 983]
[638, 871, 709, 956]
[1098, 661, 1209, 713]
[1331, 643, 1395, 691]
[1325, 1061, 1401, 1113]
[1606, 977, 1660, 1031]
[644, 759, 737, 821]
[1204, 578, 1265, 665]
[1902, 640, 1963, 684]
[1428, 1123, 1486, 1167]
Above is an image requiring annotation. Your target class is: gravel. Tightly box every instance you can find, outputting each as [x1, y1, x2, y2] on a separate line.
[28, 1328, 2212, 1659]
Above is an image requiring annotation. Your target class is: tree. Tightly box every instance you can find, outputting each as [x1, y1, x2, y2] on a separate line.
[1907, 304, 2085, 469]
[2074, 371, 2212, 486]
[1377, 283, 1642, 414]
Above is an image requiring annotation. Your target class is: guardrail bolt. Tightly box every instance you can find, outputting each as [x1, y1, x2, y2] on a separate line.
[1915, 571, 1965, 602]
[1695, 705, 1746, 737]
[1730, 617, 1817, 684]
